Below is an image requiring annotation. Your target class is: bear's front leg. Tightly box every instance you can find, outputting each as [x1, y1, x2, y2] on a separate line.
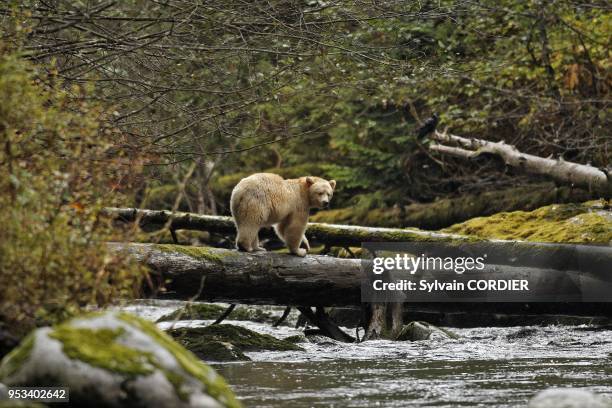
[281, 216, 308, 257]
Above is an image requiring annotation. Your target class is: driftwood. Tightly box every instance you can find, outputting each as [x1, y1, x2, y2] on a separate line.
[103, 207, 466, 246]
[429, 131, 611, 197]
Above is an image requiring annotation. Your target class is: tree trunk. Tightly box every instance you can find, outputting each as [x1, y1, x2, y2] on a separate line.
[361, 302, 404, 341]
[429, 131, 611, 197]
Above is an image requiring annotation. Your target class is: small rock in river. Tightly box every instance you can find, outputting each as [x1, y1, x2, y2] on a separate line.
[506, 327, 538, 340]
[529, 388, 612, 408]
[395, 321, 459, 341]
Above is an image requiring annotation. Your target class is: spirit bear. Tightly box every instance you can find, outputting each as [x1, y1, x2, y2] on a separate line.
[230, 173, 336, 257]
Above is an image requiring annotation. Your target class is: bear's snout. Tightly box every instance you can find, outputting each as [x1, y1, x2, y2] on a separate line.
[321, 199, 330, 208]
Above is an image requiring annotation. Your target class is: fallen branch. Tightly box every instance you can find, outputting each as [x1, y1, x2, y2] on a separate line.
[103, 207, 467, 246]
[429, 131, 611, 197]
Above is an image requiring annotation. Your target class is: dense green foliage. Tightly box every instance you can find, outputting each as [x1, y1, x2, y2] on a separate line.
[7, 1, 609, 218]
[227, 1, 610, 206]
[0, 44, 144, 334]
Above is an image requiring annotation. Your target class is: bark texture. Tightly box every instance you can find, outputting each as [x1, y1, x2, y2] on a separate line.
[115, 242, 363, 306]
[430, 131, 611, 197]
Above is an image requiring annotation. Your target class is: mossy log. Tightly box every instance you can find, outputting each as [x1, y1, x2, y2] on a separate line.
[113, 242, 611, 307]
[103, 207, 466, 246]
[116, 243, 363, 306]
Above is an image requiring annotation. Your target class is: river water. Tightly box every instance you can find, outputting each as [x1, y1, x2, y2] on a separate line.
[122, 301, 612, 407]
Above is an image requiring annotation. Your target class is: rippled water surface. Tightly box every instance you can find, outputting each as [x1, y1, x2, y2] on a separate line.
[124, 301, 612, 407]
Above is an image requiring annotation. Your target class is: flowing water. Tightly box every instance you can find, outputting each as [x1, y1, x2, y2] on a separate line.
[122, 301, 612, 407]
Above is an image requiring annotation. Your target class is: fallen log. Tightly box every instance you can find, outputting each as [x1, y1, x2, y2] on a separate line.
[117, 242, 363, 306]
[116, 242, 612, 307]
[115, 242, 612, 341]
[103, 207, 467, 246]
[429, 130, 611, 197]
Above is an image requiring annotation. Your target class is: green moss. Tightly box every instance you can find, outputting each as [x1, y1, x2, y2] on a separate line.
[311, 208, 362, 224]
[185, 341, 250, 362]
[306, 223, 464, 243]
[155, 244, 233, 263]
[157, 304, 227, 322]
[0, 332, 35, 380]
[160, 368, 188, 401]
[311, 183, 595, 230]
[283, 335, 308, 344]
[117, 314, 241, 408]
[49, 326, 154, 377]
[168, 324, 303, 352]
[157, 304, 275, 324]
[442, 200, 612, 243]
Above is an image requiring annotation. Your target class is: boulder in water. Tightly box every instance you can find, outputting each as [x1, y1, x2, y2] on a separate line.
[168, 324, 303, 356]
[181, 340, 249, 362]
[395, 321, 459, 341]
[0, 312, 241, 408]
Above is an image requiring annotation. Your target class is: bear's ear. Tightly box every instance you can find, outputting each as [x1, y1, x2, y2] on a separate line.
[305, 177, 315, 187]
[329, 180, 336, 190]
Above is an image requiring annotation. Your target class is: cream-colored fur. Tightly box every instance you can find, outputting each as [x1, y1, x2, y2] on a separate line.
[230, 173, 336, 257]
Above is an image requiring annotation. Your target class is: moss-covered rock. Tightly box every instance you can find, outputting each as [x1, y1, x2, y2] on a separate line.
[157, 304, 275, 324]
[157, 304, 227, 322]
[186, 341, 250, 362]
[442, 200, 611, 243]
[506, 328, 538, 340]
[168, 325, 303, 353]
[395, 321, 459, 341]
[0, 312, 241, 408]
[282, 335, 308, 344]
[311, 183, 595, 230]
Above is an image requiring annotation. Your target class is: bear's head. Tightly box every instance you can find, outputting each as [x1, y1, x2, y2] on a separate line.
[304, 176, 336, 209]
